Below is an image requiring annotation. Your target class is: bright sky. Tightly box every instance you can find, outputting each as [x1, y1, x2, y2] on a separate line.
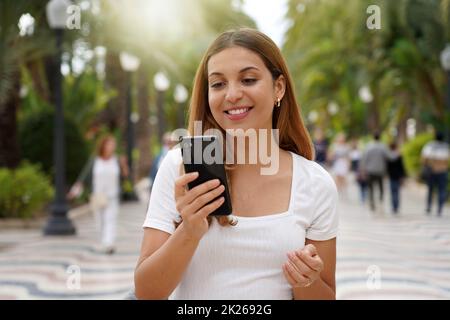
[242, 0, 289, 47]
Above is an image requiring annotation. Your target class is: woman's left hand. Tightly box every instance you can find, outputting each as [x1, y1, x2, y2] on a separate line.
[282, 244, 324, 288]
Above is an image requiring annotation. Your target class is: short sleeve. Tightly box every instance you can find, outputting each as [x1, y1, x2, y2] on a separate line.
[142, 148, 182, 234]
[306, 168, 339, 241]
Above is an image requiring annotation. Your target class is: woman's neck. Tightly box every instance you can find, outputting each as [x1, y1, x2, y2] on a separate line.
[225, 129, 281, 176]
[101, 154, 113, 160]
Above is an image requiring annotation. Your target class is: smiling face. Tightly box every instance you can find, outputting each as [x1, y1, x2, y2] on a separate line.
[207, 46, 285, 132]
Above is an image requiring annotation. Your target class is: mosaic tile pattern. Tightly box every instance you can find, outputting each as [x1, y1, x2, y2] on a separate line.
[0, 178, 448, 299]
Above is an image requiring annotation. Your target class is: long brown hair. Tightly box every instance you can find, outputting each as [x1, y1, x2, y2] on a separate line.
[178, 28, 314, 228]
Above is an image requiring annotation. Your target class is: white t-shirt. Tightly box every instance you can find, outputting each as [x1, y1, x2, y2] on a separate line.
[93, 156, 120, 199]
[421, 141, 449, 161]
[143, 148, 339, 300]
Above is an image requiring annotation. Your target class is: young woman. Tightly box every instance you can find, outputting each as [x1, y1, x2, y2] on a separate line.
[92, 135, 128, 254]
[135, 28, 338, 300]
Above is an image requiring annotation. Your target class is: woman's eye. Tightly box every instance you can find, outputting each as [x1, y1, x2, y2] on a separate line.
[210, 82, 225, 89]
[242, 78, 257, 85]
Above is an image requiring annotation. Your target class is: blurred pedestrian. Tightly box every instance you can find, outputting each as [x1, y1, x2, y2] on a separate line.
[349, 138, 367, 204]
[91, 135, 129, 254]
[421, 132, 449, 216]
[360, 132, 390, 212]
[329, 132, 351, 196]
[313, 128, 329, 168]
[386, 142, 406, 215]
[149, 131, 178, 189]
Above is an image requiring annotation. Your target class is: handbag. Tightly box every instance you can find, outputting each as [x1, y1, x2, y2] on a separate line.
[89, 193, 108, 211]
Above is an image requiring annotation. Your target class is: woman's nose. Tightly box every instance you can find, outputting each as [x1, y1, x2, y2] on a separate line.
[225, 83, 243, 103]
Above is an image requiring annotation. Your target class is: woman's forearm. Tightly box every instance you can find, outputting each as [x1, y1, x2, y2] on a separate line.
[292, 277, 336, 300]
[134, 224, 200, 299]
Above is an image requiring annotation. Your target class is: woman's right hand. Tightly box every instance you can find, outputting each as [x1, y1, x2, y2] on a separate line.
[174, 172, 225, 241]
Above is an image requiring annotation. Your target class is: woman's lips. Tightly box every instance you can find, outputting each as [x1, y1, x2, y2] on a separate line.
[224, 107, 253, 121]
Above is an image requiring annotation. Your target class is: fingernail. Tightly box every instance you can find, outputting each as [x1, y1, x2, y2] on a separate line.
[191, 172, 199, 176]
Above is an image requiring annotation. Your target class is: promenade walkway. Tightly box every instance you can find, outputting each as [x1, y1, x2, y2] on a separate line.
[0, 177, 448, 299]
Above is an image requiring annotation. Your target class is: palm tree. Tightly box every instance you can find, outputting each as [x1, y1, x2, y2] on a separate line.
[283, 0, 450, 138]
[0, 0, 52, 168]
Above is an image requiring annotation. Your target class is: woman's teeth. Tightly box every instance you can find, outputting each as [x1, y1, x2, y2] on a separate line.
[226, 107, 250, 115]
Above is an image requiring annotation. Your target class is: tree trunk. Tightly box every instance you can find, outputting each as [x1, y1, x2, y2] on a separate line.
[0, 71, 21, 168]
[396, 92, 411, 144]
[136, 69, 152, 179]
[27, 59, 49, 103]
[419, 69, 444, 118]
[105, 53, 127, 146]
[369, 83, 382, 134]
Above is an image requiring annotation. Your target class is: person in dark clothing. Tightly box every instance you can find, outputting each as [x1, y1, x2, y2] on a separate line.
[420, 132, 449, 216]
[149, 132, 178, 190]
[313, 128, 329, 167]
[350, 138, 367, 204]
[360, 132, 390, 212]
[386, 142, 406, 214]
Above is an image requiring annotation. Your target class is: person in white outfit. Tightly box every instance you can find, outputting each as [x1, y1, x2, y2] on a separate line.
[92, 135, 128, 254]
[329, 133, 351, 196]
[135, 28, 338, 300]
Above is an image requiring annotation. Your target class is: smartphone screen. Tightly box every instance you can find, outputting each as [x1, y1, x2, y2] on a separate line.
[180, 135, 233, 216]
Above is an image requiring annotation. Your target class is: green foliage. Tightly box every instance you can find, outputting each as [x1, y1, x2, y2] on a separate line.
[121, 179, 133, 194]
[19, 69, 115, 133]
[0, 162, 54, 219]
[63, 71, 117, 132]
[19, 110, 90, 185]
[401, 133, 433, 178]
[284, 0, 450, 137]
[0, 0, 52, 106]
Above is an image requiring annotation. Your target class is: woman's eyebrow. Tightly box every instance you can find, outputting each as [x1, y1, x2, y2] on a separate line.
[208, 66, 260, 78]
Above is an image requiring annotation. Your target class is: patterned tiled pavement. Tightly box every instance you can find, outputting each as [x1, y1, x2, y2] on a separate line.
[0, 177, 449, 299]
[0, 201, 144, 300]
[336, 180, 450, 299]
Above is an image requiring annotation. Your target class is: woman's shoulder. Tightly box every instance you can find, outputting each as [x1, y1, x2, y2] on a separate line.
[291, 152, 336, 190]
[165, 147, 183, 164]
[291, 153, 338, 219]
[156, 147, 183, 176]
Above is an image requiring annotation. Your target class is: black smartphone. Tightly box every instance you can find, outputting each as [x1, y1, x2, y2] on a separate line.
[180, 135, 233, 216]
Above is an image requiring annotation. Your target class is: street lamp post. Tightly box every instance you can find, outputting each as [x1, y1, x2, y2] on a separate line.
[44, 0, 76, 235]
[153, 72, 170, 141]
[440, 44, 450, 143]
[119, 52, 140, 201]
[174, 84, 188, 129]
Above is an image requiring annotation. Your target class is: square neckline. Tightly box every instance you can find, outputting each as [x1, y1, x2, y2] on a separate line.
[231, 151, 296, 221]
